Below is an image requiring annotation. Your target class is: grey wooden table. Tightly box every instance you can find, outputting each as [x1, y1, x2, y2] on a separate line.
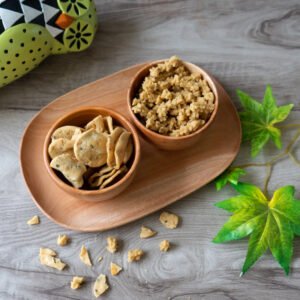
[1, 1, 300, 299]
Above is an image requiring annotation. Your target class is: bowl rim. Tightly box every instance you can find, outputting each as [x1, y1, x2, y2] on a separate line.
[43, 106, 141, 196]
[127, 59, 219, 141]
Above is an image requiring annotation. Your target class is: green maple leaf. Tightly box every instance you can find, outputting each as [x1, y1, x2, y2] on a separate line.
[293, 224, 300, 236]
[215, 168, 246, 191]
[237, 85, 294, 157]
[213, 182, 300, 275]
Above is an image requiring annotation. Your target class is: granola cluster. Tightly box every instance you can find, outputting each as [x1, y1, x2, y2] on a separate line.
[131, 56, 215, 137]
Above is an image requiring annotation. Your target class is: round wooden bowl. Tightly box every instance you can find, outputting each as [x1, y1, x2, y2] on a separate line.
[127, 60, 219, 150]
[43, 106, 141, 202]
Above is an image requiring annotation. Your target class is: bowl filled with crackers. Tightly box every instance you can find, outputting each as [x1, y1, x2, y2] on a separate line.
[43, 107, 141, 202]
[127, 56, 219, 150]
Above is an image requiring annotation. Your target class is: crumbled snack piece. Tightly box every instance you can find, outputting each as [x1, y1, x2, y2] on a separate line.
[86, 115, 106, 133]
[79, 245, 92, 266]
[123, 139, 133, 164]
[128, 249, 144, 262]
[50, 153, 87, 188]
[89, 167, 117, 188]
[88, 165, 127, 190]
[93, 274, 109, 298]
[27, 215, 40, 225]
[110, 262, 122, 276]
[104, 116, 114, 134]
[74, 129, 108, 168]
[159, 211, 179, 229]
[100, 165, 127, 189]
[106, 236, 118, 253]
[40, 255, 66, 271]
[48, 138, 74, 159]
[160, 240, 170, 252]
[106, 127, 124, 167]
[97, 256, 103, 262]
[39, 248, 66, 271]
[57, 235, 69, 246]
[114, 132, 131, 169]
[39, 248, 56, 256]
[51, 126, 82, 141]
[140, 226, 157, 239]
[131, 56, 215, 136]
[70, 276, 84, 290]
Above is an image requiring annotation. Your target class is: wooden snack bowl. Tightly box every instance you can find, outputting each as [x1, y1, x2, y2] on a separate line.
[127, 60, 219, 150]
[43, 107, 141, 202]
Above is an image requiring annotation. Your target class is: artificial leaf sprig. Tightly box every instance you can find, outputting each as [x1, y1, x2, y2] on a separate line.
[238, 85, 293, 157]
[213, 85, 300, 276]
[213, 182, 300, 275]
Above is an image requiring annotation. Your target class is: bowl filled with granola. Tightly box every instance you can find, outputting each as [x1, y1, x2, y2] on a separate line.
[127, 56, 219, 150]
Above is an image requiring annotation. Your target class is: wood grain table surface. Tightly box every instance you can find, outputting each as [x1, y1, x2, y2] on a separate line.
[1, 0, 300, 299]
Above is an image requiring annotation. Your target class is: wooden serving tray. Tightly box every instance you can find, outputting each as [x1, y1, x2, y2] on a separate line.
[20, 63, 241, 232]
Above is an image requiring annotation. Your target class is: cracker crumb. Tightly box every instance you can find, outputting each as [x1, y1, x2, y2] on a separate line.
[39, 248, 66, 271]
[79, 245, 92, 266]
[110, 262, 122, 276]
[57, 234, 69, 246]
[93, 274, 109, 297]
[27, 215, 39, 225]
[39, 248, 56, 256]
[160, 240, 170, 252]
[140, 226, 157, 239]
[159, 211, 179, 229]
[131, 56, 215, 137]
[128, 249, 144, 262]
[106, 236, 118, 253]
[70, 276, 84, 290]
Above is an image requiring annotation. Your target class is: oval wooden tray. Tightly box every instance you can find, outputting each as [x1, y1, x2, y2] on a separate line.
[20, 63, 241, 232]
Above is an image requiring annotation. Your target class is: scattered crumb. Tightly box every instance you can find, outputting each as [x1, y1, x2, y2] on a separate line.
[79, 245, 92, 266]
[40, 255, 66, 271]
[159, 211, 179, 229]
[57, 234, 69, 246]
[160, 240, 170, 252]
[128, 249, 144, 262]
[97, 256, 103, 262]
[27, 215, 40, 225]
[70, 276, 84, 290]
[93, 274, 109, 297]
[39, 248, 66, 271]
[106, 236, 118, 253]
[39, 248, 56, 256]
[140, 226, 157, 239]
[110, 262, 122, 276]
